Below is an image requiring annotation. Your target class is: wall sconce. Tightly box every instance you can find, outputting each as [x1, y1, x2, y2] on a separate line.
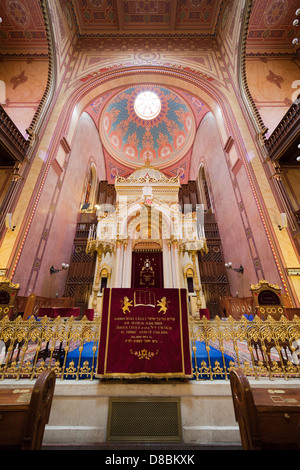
[5, 213, 16, 231]
[50, 263, 69, 275]
[278, 213, 287, 231]
[81, 203, 90, 211]
[225, 262, 244, 274]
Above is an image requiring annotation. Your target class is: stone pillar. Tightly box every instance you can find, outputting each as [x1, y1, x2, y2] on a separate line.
[163, 239, 172, 287]
[122, 238, 132, 287]
[171, 238, 181, 288]
[114, 240, 123, 287]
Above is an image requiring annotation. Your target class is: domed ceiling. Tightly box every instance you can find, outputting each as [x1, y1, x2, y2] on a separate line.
[99, 85, 196, 171]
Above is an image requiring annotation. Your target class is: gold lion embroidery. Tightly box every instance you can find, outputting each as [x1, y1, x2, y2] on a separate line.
[121, 296, 133, 314]
[157, 297, 168, 314]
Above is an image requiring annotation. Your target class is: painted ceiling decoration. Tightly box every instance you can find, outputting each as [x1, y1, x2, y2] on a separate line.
[0, 0, 299, 184]
[0, 1, 298, 55]
[84, 85, 208, 184]
[71, 0, 223, 35]
[246, 0, 300, 54]
[0, 0, 48, 54]
[99, 85, 196, 171]
[103, 145, 193, 184]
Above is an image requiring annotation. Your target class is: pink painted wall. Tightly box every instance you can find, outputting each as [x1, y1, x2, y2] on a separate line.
[13, 112, 106, 297]
[0, 58, 49, 137]
[246, 57, 300, 136]
[190, 112, 283, 297]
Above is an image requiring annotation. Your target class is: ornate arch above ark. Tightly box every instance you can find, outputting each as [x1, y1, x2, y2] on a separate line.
[132, 241, 162, 252]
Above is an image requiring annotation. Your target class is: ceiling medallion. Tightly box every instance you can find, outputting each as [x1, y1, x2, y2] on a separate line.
[134, 91, 162, 120]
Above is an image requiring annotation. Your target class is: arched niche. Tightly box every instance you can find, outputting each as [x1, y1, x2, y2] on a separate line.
[196, 163, 213, 213]
[82, 163, 98, 210]
[125, 200, 176, 242]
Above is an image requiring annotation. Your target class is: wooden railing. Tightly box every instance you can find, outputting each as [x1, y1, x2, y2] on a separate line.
[0, 105, 30, 159]
[265, 98, 300, 160]
[0, 315, 299, 381]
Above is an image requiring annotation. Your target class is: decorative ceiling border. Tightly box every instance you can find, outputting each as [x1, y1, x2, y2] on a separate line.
[24, 0, 56, 155]
[237, 0, 268, 145]
[0, 0, 55, 156]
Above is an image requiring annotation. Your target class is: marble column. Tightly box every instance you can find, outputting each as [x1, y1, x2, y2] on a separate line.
[171, 239, 181, 288]
[163, 239, 172, 287]
[122, 238, 132, 287]
[114, 240, 123, 287]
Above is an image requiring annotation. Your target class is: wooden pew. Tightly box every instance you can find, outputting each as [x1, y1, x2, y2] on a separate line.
[0, 370, 56, 450]
[230, 368, 300, 450]
[16, 294, 75, 320]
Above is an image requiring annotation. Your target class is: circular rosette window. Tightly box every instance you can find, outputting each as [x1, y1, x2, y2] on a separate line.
[134, 91, 162, 120]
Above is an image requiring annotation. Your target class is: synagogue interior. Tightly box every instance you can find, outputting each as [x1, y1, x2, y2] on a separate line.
[0, 0, 300, 451]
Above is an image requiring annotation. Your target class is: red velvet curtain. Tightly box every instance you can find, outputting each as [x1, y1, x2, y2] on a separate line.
[131, 252, 164, 288]
[97, 288, 192, 378]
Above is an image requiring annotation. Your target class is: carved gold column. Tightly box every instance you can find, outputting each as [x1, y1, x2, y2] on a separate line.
[179, 241, 207, 311]
[190, 250, 202, 310]
[86, 240, 115, 309]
